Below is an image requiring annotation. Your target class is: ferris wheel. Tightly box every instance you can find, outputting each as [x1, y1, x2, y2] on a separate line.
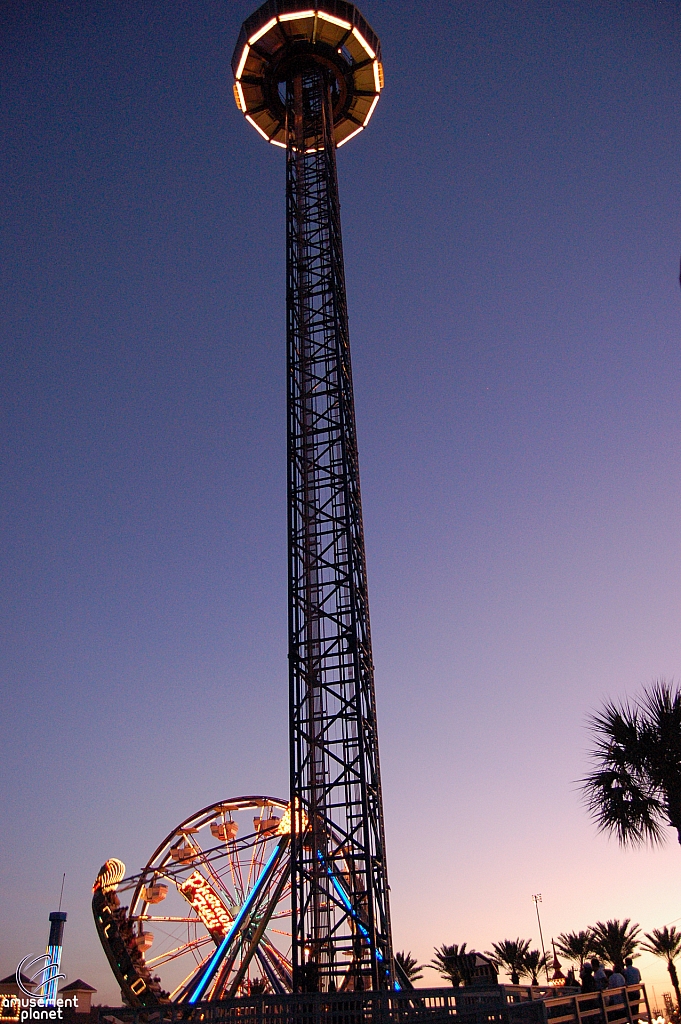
[93, 797, 294, 1006]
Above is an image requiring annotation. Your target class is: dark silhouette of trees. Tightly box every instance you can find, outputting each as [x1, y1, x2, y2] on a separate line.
[486, 939, 532, 985]
[522, 949, 549, 986]
[555, 930, 596, 971]
[591, 919, 640, 966]
[642, 927, 681, 1013]
[248, 978, 269, 996]
[430, 944, 467, 987]
[395, 951, 424, 983]
[582, 680, 681, 846]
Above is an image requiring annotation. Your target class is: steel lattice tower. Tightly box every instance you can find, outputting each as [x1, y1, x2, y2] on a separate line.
[232, 1, 392, 994]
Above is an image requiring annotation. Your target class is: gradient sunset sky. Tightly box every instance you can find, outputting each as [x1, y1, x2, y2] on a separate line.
[2, 0, 680, 1005]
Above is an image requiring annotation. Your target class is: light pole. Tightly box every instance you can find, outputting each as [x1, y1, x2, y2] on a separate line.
[533, 894, 550, 984]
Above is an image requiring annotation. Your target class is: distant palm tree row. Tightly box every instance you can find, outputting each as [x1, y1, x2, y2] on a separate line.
[395, 920, 681, 1012]
[394, 681, 681, 1007]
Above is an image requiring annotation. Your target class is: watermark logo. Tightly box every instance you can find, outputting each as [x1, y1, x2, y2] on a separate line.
[2, 958, 77, 1022]
[15, 958, 64, 1000]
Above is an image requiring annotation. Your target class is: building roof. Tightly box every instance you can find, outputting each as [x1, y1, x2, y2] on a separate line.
[0, 974, 33, 986]
[60, 981, 97, 993]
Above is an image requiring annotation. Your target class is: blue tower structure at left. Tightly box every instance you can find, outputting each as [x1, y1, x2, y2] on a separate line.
[44, 912, 67, 1005]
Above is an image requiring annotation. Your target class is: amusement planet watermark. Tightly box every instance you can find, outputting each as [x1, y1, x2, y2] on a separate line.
[2, 958, 79, 1021]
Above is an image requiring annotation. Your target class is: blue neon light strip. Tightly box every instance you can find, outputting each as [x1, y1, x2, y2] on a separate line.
[316, 851, 398, 987]
[317, 852, 376, 948]
[44, 947, 62, 1006]
[189, 841, 283, 1003]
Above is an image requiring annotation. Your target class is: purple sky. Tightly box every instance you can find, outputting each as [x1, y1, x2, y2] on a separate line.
[2, 0, 680, 1005]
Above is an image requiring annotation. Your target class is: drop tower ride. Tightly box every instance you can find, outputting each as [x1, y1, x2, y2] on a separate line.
[232, 0, 392, 994]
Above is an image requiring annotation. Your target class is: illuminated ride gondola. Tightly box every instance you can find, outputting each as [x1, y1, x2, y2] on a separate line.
[93, 796, 379, 1006]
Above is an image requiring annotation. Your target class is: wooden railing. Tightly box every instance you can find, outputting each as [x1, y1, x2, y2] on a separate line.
[541, 986, 651, 1024]
[98, 984, 650, 1024]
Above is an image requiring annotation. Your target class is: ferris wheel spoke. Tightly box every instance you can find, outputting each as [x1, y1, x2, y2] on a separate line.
[169, 950, 215, 1002]
[227, 837, 246, 902]
[145, 934, 213, 969]
[260, 942, 293, 992]
[268, 906, 293, 920]
[261, 932, 292, 966]
[244, 830, 263, 894]
[255, 946, 288, 994]
[132, 916, 202, 924]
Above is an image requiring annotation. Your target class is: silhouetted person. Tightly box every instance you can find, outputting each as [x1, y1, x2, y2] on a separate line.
[592, 959, 608, 991]
[623, 959, 641, 986]
[608, 964, 627, 1020]
[623, 958, 641, 1017]
[609, 964, 625, 991]
[581, 964, 596, 994]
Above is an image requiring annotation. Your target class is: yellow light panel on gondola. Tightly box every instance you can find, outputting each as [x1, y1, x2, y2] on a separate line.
[363, 93, 379, 127]
[236, 45, 250, 80]
[337, 125, 364, 148]
[279, 9, 315, 21]
[277, 798, 309, 834]
[317, 11, 351, 29]
[351, 26, 375, 59]
[246, 115, 271, 141]
[249, 16, 277, 44]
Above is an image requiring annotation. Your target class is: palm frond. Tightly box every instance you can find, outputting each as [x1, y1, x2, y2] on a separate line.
[555, 930, 596, 967]
[522, 949, 549, 983]
[395, 951, 424, 982]
[486, 939, 532, 980]
[591, 919, 640, 965]
[430, 943, 467, 985]
[580, 689, 674, 847]
[642, 927, 681, 964]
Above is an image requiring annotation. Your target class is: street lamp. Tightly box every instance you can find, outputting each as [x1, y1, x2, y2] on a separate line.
[532, 895, 551, 985]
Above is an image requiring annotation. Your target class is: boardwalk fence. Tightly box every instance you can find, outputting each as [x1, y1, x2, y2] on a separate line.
[99, 984, 651, 1024]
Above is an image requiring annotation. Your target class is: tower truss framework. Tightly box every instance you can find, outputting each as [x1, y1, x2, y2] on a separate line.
[232, 1, 393, 993]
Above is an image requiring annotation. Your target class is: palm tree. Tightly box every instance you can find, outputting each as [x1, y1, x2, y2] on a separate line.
[430, 943, 467, 987]
[555, 930, 596, 971]
[581, 680, 681, 847]
[523, 949, 550, 986]
[642, 927, 681, 1013]
[591, 919, 640, 966]
[395, 951, 424, 983]
[248, 977, 269, 995]
[486, 939, 532, 985]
